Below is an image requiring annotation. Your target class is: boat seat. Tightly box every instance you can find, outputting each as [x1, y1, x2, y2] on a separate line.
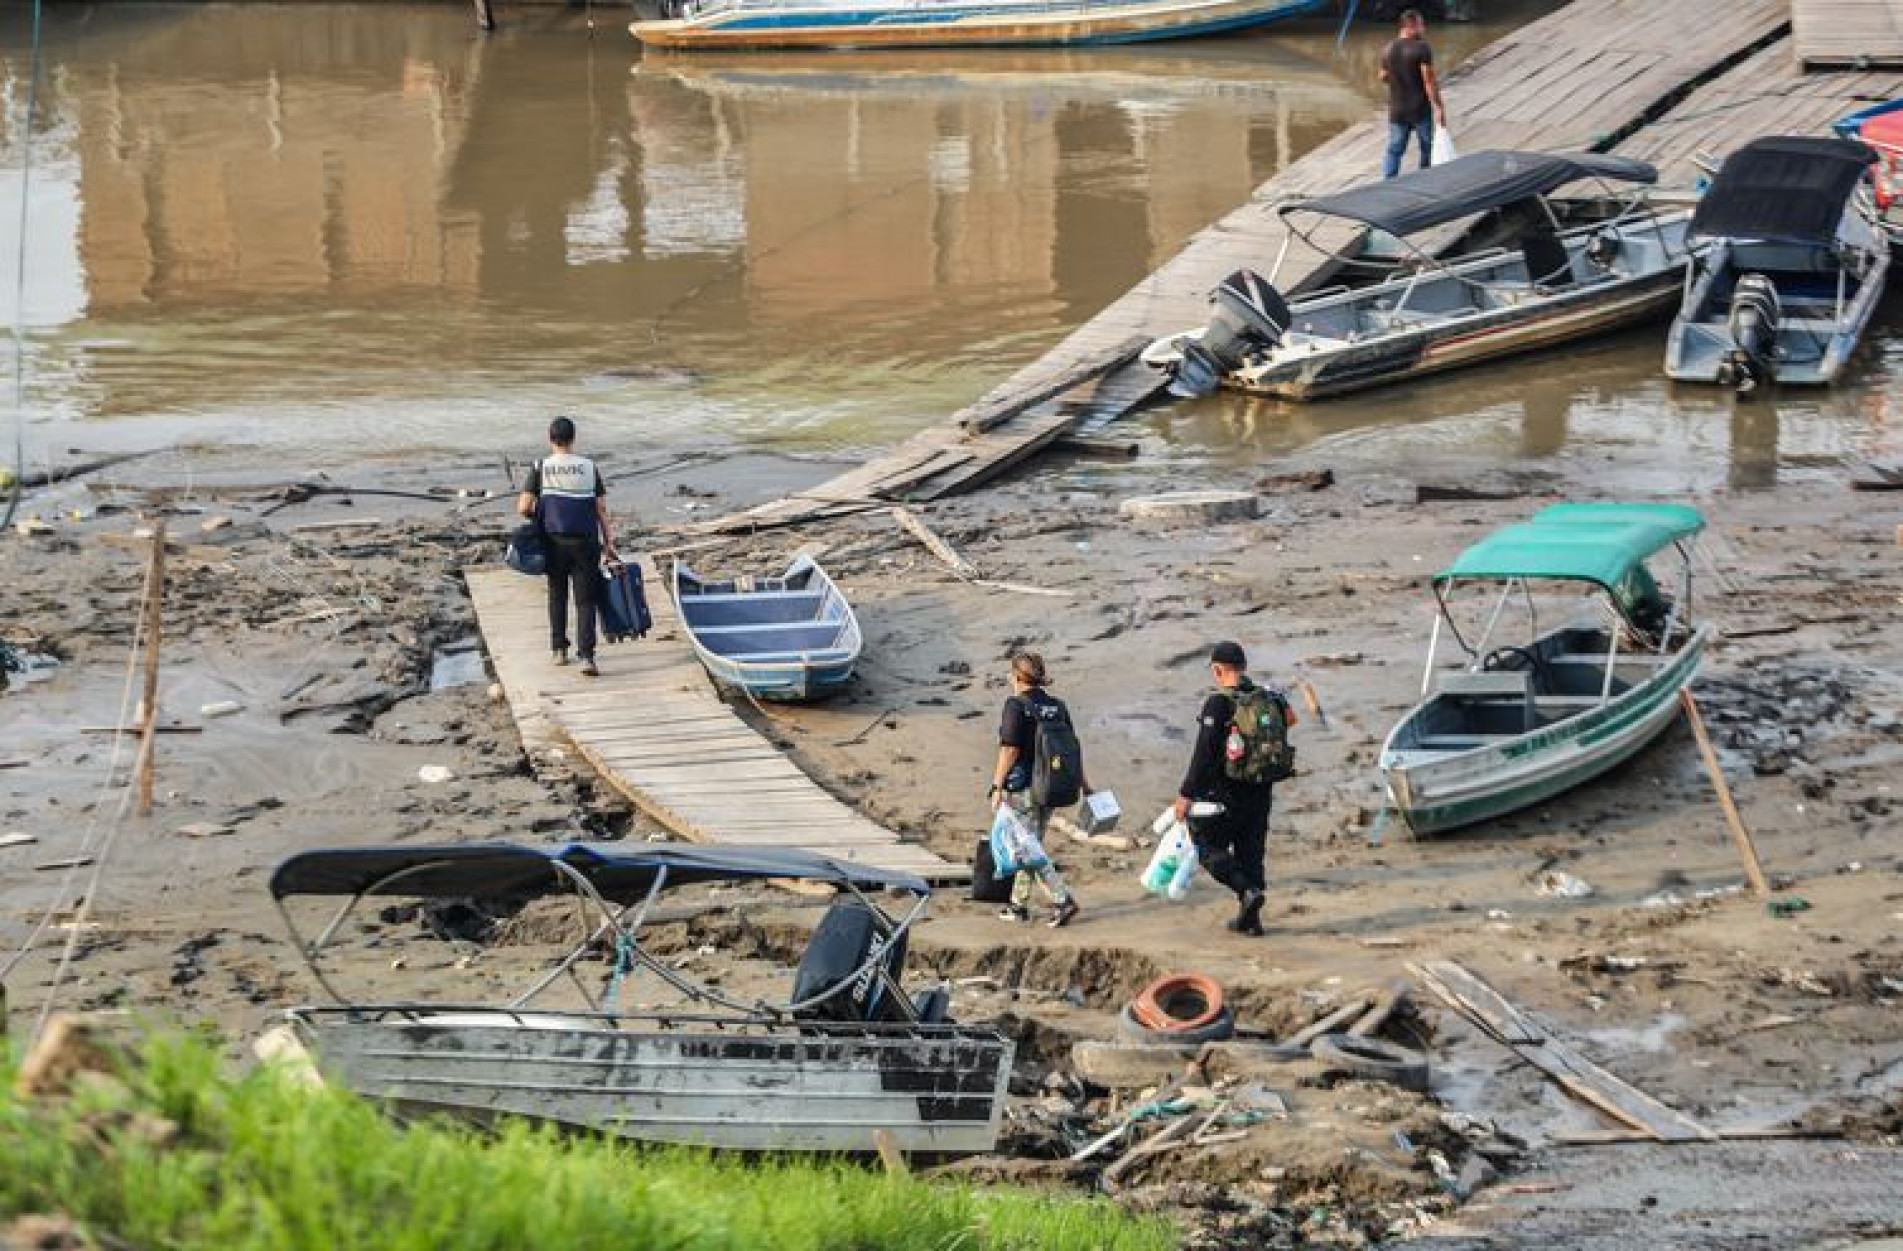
[1547, 653, 1669, 669]
[1521, 230, 1574, 290]
[1414, 733, 1501, 750]
[1435, 669, 1536, 732]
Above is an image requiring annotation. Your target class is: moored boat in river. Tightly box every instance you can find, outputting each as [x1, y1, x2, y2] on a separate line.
[1140, 151, 1697, 401]
[629, 0, 1323, 51]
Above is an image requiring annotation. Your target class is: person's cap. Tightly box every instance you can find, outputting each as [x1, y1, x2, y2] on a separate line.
[1210, 640, 1247, 668]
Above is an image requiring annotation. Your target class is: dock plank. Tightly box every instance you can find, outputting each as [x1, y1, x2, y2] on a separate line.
[1794, 0, 1903, 67]
[466, 564, 962, 883]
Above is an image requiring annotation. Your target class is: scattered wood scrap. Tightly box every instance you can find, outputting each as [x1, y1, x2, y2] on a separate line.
[1256, 468, 1334, 493]
[1847, 459, 1903, 491]
[1054, 434, 1139, 459]
[891, 506, 980, 580]
[1283, 997, 1373, 1050]
[1413, 960, 1715, 1142]
[956, 334, 1148, 435]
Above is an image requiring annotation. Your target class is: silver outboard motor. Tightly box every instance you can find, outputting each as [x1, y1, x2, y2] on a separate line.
[1170, 269, 1292, 399]
[1719, 272, 1781, 394]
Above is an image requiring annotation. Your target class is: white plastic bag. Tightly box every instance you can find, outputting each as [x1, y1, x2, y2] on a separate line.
[1431, 125, 1458, 166]
[1140, 817, 1199, 900]
[989, 805, 1048, 876]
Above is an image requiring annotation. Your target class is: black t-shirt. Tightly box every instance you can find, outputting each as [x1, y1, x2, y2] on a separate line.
[999, 688, 1061, 791]
[1383, 36, 1435, 125]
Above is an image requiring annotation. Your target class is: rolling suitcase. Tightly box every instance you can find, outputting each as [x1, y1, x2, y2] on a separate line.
[598, 560, 653, 643]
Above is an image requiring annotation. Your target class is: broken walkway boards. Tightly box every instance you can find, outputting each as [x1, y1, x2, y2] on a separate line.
[1793, 0, 1903, 67]
[465, 566, 960, 882]
[697, 0, 1789, 537]
[1413, 960, 1714, 1143]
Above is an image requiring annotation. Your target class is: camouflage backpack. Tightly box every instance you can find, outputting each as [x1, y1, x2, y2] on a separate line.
[1221, 682, 1296, 785]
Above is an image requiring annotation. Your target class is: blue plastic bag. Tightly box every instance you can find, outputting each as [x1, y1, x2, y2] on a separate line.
[989, 805, 1048, 876]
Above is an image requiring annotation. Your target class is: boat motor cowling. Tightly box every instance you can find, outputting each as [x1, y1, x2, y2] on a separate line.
[1170, 269, 1292, 398]
[1720, 272, 1781, 393]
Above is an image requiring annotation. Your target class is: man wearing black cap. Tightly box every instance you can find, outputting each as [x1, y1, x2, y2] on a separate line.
[1172, 640, 1292, 936]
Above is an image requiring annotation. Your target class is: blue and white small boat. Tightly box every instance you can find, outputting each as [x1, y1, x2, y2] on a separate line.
[674, 555, 862, 701]
[630, 0, 1324, 51]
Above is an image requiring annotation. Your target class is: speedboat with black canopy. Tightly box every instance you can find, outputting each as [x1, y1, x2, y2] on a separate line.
[267, 841, 1012, 1155]
[1141, 150, 1698, 400]
[1379, 504, 1711, 836]
[1665, 135, 1889, 391]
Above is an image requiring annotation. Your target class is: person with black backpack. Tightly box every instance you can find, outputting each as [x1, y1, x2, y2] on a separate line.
[987, 652, 1085, 928]
[1171, 640, 1297, 937]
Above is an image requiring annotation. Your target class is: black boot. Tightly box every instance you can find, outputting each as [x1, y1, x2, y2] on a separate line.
[1226, 888, 1265, 936]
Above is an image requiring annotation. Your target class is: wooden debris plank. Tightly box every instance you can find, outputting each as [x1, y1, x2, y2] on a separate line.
[955, 334, 1150, 434]
[1413, 960, 1714, 1143]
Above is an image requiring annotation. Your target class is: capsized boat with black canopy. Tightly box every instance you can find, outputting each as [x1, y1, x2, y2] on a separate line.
[268, 841, 1013, 1155]
[1141, 150, 1698, 400]
[1379, 504, 1711, 836]
[1665, 136, 1889, 391]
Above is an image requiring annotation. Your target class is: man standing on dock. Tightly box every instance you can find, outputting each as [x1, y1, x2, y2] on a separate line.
[517, 416, 616, 678]
[1379, 8, 1447, 179]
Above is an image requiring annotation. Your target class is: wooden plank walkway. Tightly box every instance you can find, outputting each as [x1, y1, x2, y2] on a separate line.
[1794, 0, 1903, 68]
[466, 565, 962, 882]
[1614, 38, 1903, 184]
[702, 0, 1788, 535]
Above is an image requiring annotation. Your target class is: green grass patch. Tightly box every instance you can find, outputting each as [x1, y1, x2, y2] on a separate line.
[0, 1029, 1173, 1251]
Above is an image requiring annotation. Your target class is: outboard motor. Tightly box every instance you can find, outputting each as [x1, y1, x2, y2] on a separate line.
[1170, 269, 1292, 399]
[1719, 272, 1781, 394]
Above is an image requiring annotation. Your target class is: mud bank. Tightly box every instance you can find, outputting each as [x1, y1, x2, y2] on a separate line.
[2, 441, 1900, 1246]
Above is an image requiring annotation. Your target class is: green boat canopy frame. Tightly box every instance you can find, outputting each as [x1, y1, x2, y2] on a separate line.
[1432, 504, 1704, 645]
[1434, 503, 1704, 591]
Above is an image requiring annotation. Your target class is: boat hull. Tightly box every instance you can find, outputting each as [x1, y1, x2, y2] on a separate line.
[1235, 266, 1683, 400]
[630, 0, 1322, 50]
[1664, 247, 1890, 388]
[289, 1007, 1014, 1156]
[1380, 628, 1707, 836]
[674, 556, 862, 702]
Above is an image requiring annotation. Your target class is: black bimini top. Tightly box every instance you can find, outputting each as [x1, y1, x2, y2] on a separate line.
[1283, 150, 1658, 238]
[270, 842, 928, 902]
[1689, 136, 1877, 246]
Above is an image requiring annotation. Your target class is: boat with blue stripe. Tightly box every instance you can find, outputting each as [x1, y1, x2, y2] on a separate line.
[630, 0, 1323, 51]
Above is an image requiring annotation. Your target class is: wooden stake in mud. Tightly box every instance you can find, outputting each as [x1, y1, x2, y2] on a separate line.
[1679, 688, 1769, 897]
[134, 520, 167, 816]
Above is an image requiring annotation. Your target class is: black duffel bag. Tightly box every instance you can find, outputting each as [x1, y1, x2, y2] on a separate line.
[504, 522, 548, 576]
[970, 836, 1014, 903]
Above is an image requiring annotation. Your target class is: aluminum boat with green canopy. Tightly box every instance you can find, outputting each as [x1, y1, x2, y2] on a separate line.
[1379, 503, 1709, 835]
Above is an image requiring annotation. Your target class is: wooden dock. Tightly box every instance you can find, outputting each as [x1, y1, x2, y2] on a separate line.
[1615, 38, 1903, 183]
[703, 0, 1787, 535]
[1793, 0, 1903, 68]
[466, 565, 962, 882]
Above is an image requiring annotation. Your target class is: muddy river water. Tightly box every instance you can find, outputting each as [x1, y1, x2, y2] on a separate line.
[2, 2, 1899, 490]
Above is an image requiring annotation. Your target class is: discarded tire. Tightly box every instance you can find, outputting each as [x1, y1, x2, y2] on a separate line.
[1129, 973, 1226, 1034]
[1118, 1003, 1236, 1046]
[1309, 1033, 1430, 1093]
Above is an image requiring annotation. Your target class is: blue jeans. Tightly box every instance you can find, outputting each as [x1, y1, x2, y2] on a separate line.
[1384, 118, 1434, 179]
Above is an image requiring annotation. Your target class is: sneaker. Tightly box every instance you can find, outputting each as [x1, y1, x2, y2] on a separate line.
[1047, 899, 1080, 929]
[998, 905, 1030, 923]
[552, 649, 569, 667]
[579, 657, 600, 677]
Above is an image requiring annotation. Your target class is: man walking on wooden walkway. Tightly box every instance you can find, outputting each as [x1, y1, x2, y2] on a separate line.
[1380, 8, 1447, 179]
[517, 416, 618, 677]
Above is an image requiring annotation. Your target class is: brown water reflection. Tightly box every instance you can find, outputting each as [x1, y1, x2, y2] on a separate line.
[0, 4, 1371, 453]
[2, 2, 1898, 488]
